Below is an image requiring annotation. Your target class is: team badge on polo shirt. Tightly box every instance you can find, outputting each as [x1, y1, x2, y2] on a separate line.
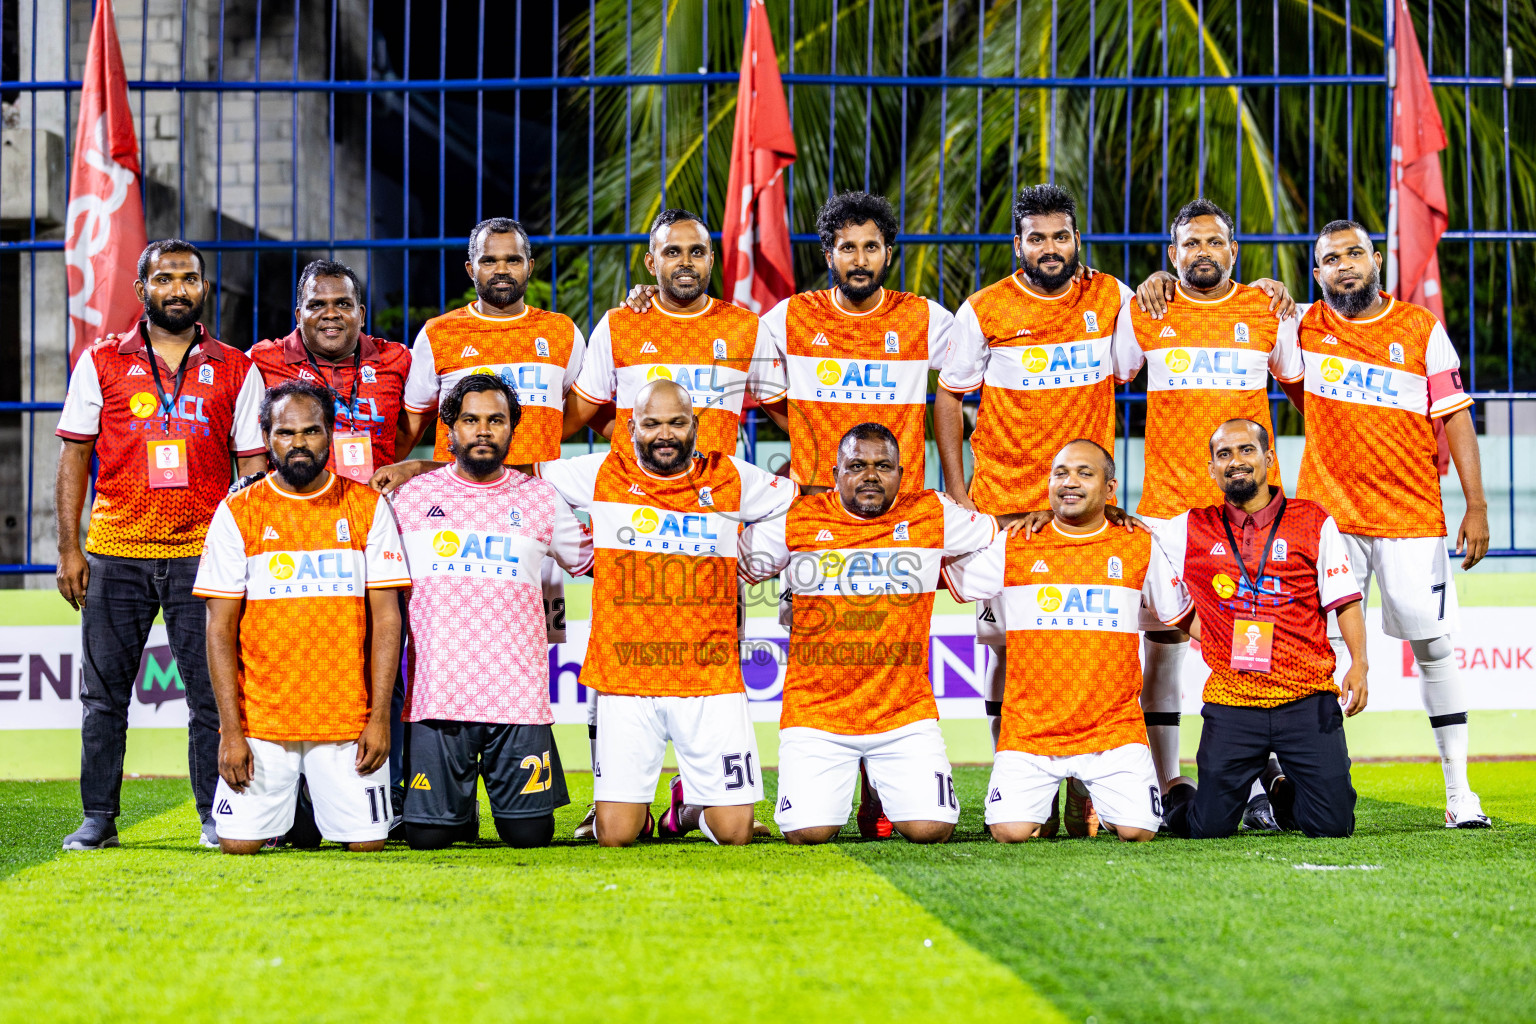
[336, 519, 351, 543]
[1389, 342, 1405, 364]
[1108, 556, 1123, 579]
[198, 364, 215, 385]
[698, 487, 714, 508]
[893, 520, 910, 541]
[509, 507, 524, 529]
[713, 338, 728, 360]
[1271, 538, 1288, 562]
[1234, 322, 1250, 344]
[884, 331, 900, 354]
[361, 365, 377, 383]
[536, 338, 550, 358]
[1083, 311, 1100, 334]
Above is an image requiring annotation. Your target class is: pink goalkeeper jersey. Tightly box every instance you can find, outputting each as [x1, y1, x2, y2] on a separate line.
[390, 466, 593, 724]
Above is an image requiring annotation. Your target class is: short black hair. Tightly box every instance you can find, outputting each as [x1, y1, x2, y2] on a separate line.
[468, 217, 532, 262]
[440, 372, 522, 432]
[1208, 418, 1270, 455]
[649, 208, 710, 246]
[1012, 183, 1078, 236]
[137, 239, 206, 282]
[816, 191, 899, 252]
[837, 422, 901, 463]
[296, 259, 362, 303]
[259, 379, 335, 435]
[1170, 198, 1235, 241]
[1060, 438, 1115, 479]
[1314, 219, 1371, 259]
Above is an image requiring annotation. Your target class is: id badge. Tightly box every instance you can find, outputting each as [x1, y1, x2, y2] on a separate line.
[1230, 617, 1275, 673]
[147, 438, 189, 489]
[331, 431, 375, 484]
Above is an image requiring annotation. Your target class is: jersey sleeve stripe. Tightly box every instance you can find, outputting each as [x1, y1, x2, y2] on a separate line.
[1321, 591, 1363, 614]
[365, 576, 413, 589]
[55, 428, 99, 442]
[1275, 369, 1305, 384]
[1159, 598, 1196, 628]
[234, 446, 266, 458]
[569, 381, 611, 405]
[937, 375, 982, 395]
[402, 399, 436, 413]
[191, 586, 245, 598]
[1428, 394, 1474, 420]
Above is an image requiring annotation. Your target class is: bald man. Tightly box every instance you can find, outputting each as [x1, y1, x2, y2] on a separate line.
[535, 380, 797, 846]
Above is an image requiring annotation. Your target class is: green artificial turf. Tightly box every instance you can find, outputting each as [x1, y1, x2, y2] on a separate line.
[0, 763, 1531, 1023]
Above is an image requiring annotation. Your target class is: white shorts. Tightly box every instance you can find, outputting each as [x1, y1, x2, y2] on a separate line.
[593, 691, 763, 806]
[542, 558, 566, 645]
[1328, 533, 1460, 641]
[774, 720, 959, 832]
[985, 743, 1162, 832]
[212, 738, 394, 843]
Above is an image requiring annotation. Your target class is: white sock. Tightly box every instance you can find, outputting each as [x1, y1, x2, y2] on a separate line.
[699, 813, 721, 846]
[1140, 636, 1188, 789]
[1249, 778, 1267, 800]
[587, 695, 598, 770]
[1411, 636, 1471, 803]
[985, 646, 1007, 753]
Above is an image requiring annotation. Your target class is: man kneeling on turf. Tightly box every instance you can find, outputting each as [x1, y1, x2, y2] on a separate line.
[389, 374, 593, 849]
[944, 440, 1189, 843]
[536, 380, 796, 846]
[1156, 419, 1368, 838]
[195, 380, 411, 853]
[740, 423, 999, 844]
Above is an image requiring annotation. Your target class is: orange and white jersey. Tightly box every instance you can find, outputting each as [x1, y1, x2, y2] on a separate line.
[403, 303, 586, 465]
[739, 490, 995, 735]
[192, 474, 411, 743]
[535, 450, 796, 698]
[943, 521, 1187, 756]
[572, 299, 786, 458]
[938, 272, 1139, 515]
[1295, 295, 1473, 538]
[1115, 282, 1303, 519]
[758, 289, 951, 489]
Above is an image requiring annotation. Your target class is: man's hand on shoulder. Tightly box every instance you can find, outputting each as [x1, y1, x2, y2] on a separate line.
[1000, 510, 1052, 539]
[1134, 270, 1178, 319]
[623, 284, 660, 313]
[228, 471, 266, 495]
[1249, 278, 1298, 320]
[369, 459, 439, 495]
[1104, 505, 1151, 534]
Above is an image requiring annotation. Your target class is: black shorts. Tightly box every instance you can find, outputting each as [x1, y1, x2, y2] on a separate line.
[403, 720, 570, 825]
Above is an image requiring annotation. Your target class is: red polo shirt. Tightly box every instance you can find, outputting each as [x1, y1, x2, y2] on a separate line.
[57, 320, 266, 559]
[248, 329, 412, 464]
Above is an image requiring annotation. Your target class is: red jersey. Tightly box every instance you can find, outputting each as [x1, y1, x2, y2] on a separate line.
[939, 273, 1139, 514]
[1151, 495, 1362, 708]
[759, 289, 952, 490]
[1295, 295, 1473, 538]
[248, 330, 412, 464]
[56, 321, 266, 559]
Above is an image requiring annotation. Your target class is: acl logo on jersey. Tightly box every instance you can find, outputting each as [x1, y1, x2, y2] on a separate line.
[1009, 582, 1136, 631]
[409, 528, 526, 579]
[618, 505, 722, 553]
[997, 341, 1108, 391]
[1312, 355, 1413, 410]
[815, 358, 897, 395]
[472, 363, 555, 405]
[253, 549, 360, 597]
[790, 548, 930, 595]
[1150, 347, 1259, 392]
[127, 390, 212, 431]
[644, 365, 728, 407]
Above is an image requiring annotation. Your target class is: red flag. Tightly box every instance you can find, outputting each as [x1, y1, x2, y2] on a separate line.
[64, 0, 149, 367]
[720, 0, 797, 314]
[1385, 0, 1452, 471]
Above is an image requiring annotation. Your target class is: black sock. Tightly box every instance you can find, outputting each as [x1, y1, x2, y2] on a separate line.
[404, 824, 459, 850]
[287, 780, 322, 849]
[494, 815, 555, 849]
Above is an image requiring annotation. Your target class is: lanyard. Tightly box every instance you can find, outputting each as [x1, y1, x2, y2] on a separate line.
[305, 345, 362, 427]
[1221, 496, 1286, 604]
[145, 335, 195, 430]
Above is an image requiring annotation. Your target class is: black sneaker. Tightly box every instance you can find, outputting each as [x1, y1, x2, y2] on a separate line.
[63, 817, 119, 851]
[1241, 794, 1281, 831]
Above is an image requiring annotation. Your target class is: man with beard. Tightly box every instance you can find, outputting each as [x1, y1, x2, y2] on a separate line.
[1295, 221, 1490, 828]
[943, 440, 1190, 843]
[1156, 419, 1368, 839]
[55, 240, 267, 851]
[738, 423, 997, 845]
[388, 375, 592, 849]
[567, 208, 786, 458]
[1110, 198, 1309, 827]
[249, 260, 413, 473]
[194, 380, 410, 853]
[536, 379, 796, 846]
[934, 184, 1141, 793]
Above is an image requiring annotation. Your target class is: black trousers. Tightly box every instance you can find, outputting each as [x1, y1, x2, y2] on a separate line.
[79, 554, 220, 822]
[1173, 691, 1356, 839]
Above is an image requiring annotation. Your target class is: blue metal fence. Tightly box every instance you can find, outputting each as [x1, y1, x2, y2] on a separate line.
[0, 0, 1531, 573]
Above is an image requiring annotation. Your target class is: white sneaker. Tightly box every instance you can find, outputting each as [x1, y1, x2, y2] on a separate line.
[1445, 792, 1492, 829]
[573, 804, 597, 841]
[200, 821, 220, 848]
